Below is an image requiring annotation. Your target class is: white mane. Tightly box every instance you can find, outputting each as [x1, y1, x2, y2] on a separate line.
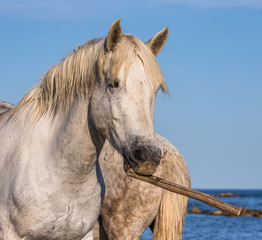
[8, 35, 168, 122]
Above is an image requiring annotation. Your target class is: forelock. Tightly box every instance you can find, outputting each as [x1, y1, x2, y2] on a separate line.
[106, 35, 168, 93]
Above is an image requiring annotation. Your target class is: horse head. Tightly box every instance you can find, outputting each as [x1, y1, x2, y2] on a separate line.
[90, 19, 169, 175]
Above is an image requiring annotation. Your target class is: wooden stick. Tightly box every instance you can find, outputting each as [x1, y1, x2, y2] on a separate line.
[127, 169, 242, 216]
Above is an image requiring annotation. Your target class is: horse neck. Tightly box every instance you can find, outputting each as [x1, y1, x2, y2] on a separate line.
[32, 98, 104, 182]
[57, 97, 105, 173]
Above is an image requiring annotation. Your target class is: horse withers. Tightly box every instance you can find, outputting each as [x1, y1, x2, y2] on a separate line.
[0, 19, 168, 240]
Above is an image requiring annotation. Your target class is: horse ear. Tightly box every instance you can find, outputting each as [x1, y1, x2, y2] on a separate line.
[145, 26, 169, 56]
[106, 19, 122, 52]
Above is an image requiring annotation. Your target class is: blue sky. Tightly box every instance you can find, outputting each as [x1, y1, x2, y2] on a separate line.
[0, 0, 261, 189]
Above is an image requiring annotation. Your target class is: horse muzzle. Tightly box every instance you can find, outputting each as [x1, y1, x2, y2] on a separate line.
[124, 144, 161, 176]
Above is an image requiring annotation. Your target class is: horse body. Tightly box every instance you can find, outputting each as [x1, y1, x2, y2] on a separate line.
[0, 100, 103, 239]
[97, 140, 162, 239]
[0, 19, 169, 239]
[97, 135, 191, 240]
[0, 99, 190, 240]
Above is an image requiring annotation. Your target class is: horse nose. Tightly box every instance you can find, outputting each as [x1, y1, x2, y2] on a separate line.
[132, 149, 143, 162]
[131, 146, 161, 165]
[129, 145, 161, 175]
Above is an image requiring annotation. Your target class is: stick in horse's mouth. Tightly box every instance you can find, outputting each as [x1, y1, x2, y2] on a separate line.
[126, 168, 242, 216]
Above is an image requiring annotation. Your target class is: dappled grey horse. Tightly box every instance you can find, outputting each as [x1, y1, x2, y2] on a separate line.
[1, 102, 190, 240]
[96, 136, 190, 240]
[0, 19, 169, 240]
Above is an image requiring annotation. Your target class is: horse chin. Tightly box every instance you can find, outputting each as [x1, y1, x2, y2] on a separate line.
[132, 163, 157, 176]
[123, 155, 157, 176]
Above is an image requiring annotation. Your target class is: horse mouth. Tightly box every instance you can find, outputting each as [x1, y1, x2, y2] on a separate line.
[123, 154, 158, 176]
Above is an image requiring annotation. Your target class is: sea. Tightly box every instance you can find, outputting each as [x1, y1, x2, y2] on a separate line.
[140, 189, 262, 240]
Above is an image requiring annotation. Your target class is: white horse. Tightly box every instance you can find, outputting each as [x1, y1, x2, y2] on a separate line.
[0, 19, 168, 240]
[0, 102, 191, 240]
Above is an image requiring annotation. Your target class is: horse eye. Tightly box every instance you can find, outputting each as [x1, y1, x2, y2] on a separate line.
[109, 81, 119, 88]
[113, 81, 119, 88]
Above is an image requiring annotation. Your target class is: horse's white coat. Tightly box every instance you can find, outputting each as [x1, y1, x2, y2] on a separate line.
[90, 58, 156, 151]
[0, 100, 104, 239]
[0, 20, 167, 239]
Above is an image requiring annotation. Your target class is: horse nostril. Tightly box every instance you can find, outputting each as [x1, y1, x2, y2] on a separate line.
[133, 149, 142, 160]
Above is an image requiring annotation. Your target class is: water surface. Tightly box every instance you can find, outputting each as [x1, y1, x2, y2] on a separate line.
[141, 189, 262, 240]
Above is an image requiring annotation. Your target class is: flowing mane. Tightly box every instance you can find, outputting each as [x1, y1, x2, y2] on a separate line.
[8, 35, 168, 122]
[8, 38, 105, 121]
